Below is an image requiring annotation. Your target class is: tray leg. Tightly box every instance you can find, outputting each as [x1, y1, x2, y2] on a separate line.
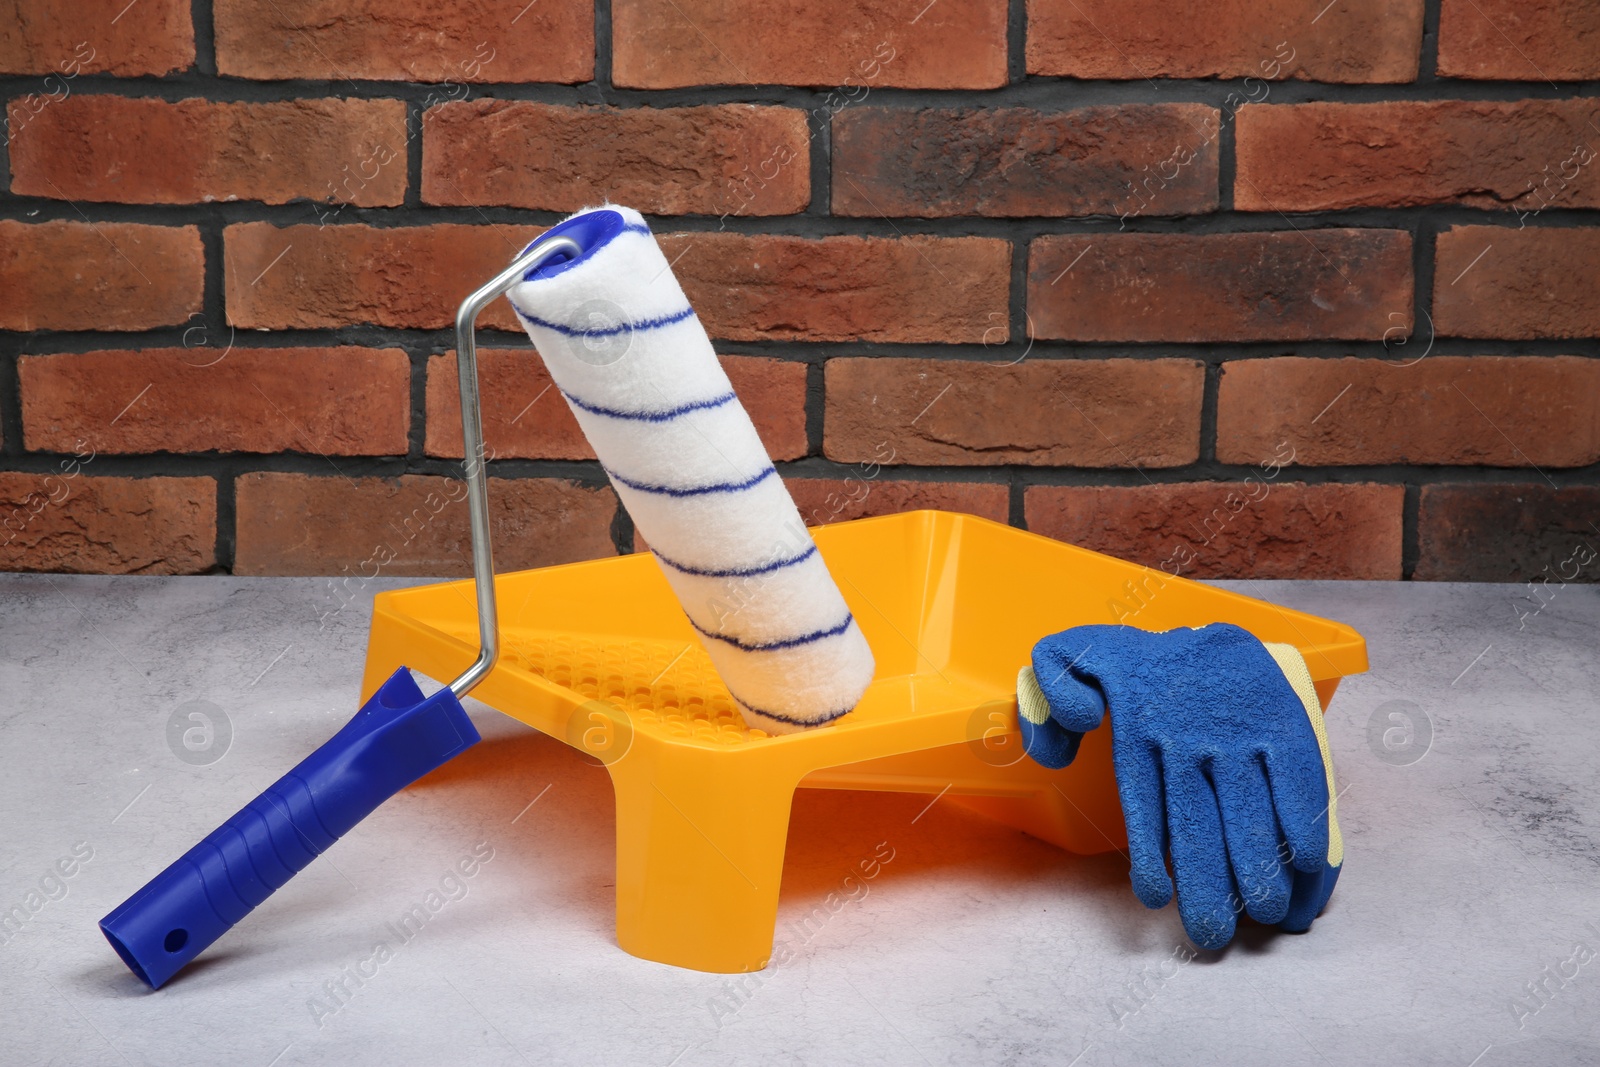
[608, 751, 800, 973]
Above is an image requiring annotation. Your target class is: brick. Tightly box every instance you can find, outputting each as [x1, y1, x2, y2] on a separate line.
[1028, 0, 1423, 81]
[234, 473, 617, 577]
[423, 102, 809, 216]
[825, 357, 1202, 467]
[833, 105, 1220, 219]
[0, 474, 215, 574]
[0, 221, 203, 332]
[660, 233, 1009, 343]
[632, 476, 1010, 551]
[787, 478, 1010, 527]
[1218, 356, 1600, 468]
[1025, 482, 1403, 580]
[224, 223, 527, 331]
[214, 0, 591, 83]
[20, 348, 410, 456]
[225, 226, 1010, 340]
[427, 349, 588, 462]
[0, 0, 191, 75]
[720, 357, 811, 460]
[1417, 484, 1600, 582]
[1236, 101, 1600, 212]
[1439, 0, 1600, 81]
[1029, 230, 1411, 343]
[425, 352, 807, 461]
[613, 0, 1004, 89]
[1435, 227, 1600, 339]
[10, 96, 407, 207]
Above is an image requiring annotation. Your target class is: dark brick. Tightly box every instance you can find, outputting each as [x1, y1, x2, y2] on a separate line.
[832, 105, 1220, 219]
[1029, 230, 1412, 342]
[1417, 484, 1600, 582]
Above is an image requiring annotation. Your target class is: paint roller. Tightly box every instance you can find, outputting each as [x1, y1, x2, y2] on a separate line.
[506, 204, 875, 734]
[99, 207, 874, 989]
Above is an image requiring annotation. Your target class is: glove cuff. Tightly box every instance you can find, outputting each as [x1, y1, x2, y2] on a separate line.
[1262, 642, 1344, 869]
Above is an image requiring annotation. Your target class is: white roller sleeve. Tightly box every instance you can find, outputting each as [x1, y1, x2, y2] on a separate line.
[505, 204, 875, 734]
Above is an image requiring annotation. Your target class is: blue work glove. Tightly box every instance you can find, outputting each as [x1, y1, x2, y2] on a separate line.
[1017, 623, 1343, 949]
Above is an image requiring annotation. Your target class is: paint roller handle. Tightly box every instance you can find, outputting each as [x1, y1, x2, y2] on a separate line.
[98, 667, 480, 989]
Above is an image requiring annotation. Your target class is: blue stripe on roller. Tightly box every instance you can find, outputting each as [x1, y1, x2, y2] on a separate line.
[725, 685, 856, 728]
[689, 612, 855, 653]
[653, 542, 818, 578]
[562, 388, 738, 423]
[621, 222, 654, 237]
[604, 464, 777, 498]
[515, 304, 696, 339]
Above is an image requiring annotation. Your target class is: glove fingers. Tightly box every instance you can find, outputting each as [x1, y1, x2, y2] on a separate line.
[1281, 860, 1341, 933]
[1264, 746, 1331, 874]
[1017, 714, 1082, 770]
[1110, 739, 1173, 911]
[1211, 756, 1293, 925]
[1163, 763, 1237, 950]
[1030, 643, 1108, 734]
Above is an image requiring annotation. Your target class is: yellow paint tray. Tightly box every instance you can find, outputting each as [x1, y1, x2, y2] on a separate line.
[361, 509, 1367, 973]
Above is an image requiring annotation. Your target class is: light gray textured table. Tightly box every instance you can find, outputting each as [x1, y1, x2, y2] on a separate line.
[1, 574, 1595, 1066]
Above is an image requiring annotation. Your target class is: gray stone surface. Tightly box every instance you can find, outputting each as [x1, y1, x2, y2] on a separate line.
[0, 573, 1595, 1066]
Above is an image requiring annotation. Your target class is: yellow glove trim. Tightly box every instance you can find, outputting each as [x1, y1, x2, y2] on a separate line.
[1263, 642, 1343, 868]
[1017, 665, 1052, 726]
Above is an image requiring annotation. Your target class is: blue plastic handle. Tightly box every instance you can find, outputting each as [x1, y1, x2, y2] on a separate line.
[99, 667, 480, 989]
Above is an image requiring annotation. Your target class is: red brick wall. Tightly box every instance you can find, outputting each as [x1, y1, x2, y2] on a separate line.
[2, 0, 1596, 581]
